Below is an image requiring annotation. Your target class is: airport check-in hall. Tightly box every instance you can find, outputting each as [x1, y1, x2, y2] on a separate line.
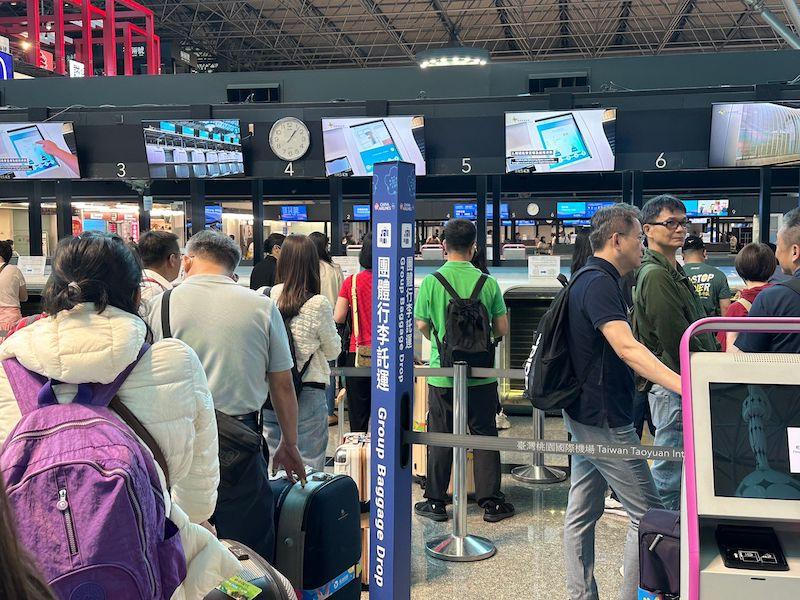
[1, 1, 800, 600]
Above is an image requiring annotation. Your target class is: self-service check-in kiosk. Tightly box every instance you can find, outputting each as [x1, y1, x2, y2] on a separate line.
[680, 318, 800, 600]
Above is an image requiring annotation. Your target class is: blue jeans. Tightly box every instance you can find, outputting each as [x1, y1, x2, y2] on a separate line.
[326, 361, 337, 416]
[264, 386, 328, 472]
[648, 384, 683, 511]
[563, 413, 663, 600]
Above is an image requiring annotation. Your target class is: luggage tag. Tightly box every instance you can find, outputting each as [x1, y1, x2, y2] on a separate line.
[216, 575, 262, 600]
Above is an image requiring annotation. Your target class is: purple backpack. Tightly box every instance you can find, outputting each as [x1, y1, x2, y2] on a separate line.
[0, 344, 187, 600]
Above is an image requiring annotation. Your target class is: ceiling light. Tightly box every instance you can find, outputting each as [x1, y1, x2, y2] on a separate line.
[416, 46, 490, 69]
[20, 40, 31, 50]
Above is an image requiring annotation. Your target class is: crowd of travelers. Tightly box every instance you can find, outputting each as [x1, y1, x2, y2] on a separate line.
[0, 196, 797, 600]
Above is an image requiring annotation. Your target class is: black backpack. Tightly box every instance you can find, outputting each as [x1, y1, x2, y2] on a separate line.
[431, 272, 495, 368]
[523, 266, 603, 411]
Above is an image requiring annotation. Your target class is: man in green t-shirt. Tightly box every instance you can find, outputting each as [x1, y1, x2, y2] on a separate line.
[413, 219, 515, 523]
[682, 236, 732, 317]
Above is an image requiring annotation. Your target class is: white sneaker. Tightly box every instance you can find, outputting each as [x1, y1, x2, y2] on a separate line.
[604, 496, 627, 518]
[495, 410, 512, 430]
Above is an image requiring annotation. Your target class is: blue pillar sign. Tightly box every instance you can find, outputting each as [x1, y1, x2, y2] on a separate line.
[370, 161, 415, 599]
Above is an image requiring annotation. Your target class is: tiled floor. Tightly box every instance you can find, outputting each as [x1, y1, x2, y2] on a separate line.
[327, 412, 629, 599]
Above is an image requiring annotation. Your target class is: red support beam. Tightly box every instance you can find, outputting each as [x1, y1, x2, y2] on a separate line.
[145, 12, 156, 75]
[55, 1, 66, 75]
[26, 0, 41, 66]
[103, 0, 117, 76]
[122, 22, 132, 75]
[80, 0, 93, 76]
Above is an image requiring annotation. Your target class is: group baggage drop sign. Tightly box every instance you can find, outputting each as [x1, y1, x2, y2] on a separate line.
[370, 161, 415, 599]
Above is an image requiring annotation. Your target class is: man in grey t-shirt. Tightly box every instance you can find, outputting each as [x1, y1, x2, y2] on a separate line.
[144, 230, 304, 561]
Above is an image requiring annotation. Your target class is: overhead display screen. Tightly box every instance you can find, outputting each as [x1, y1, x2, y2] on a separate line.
[557, 201, 615, 219]
[684, 199, 729, 217]
[142, 119, 243, 179]
[0, 122, 81, 179]
[281, 205, 308, 221]
[454, 203, 477, 219]
[710, 102, 800, 168]
[322, 116, 426, 177]
[353, 204, 371, 221]
[710, 383, 800, 501]
[506, 109, 617, 173]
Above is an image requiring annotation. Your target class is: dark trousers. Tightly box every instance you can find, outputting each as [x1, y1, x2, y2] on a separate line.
[212, 415, 276, 562]
[425, 382, 505, 507]
[344, 352, 371, 432]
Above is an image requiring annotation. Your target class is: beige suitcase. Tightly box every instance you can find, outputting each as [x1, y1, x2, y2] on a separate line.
[334, 433, 370, 504]
[412, 376, 475, 495]
[360, 513, 369, 587]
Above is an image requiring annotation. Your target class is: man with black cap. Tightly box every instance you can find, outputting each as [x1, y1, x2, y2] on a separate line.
[682, 235, 732, 317]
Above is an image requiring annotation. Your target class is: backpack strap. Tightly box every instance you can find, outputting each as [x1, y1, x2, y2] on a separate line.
[432, 271, 461, 302]
[4, 344, 151, 413]
[110, 395, 172, 489]
[161, 288, 173, 338]
[734, 297, 752, 312]
[469, 274, 489, 302]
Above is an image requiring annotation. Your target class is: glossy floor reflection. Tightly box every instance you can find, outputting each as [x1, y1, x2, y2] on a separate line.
[325, 412, 630, 599]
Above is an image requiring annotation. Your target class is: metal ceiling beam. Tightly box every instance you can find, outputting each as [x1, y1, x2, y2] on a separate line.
[656, 0, 697, 53]
[492, 0, 534, 59]
[357, 0, 417, 61]
[428, 0, 460, 43]
[557, 0, 571, 48]
[613, 0, 632, 47]
[278, 0, 369, 66]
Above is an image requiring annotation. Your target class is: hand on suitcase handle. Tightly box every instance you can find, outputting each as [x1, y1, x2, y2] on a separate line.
[272, 440, 307, 487]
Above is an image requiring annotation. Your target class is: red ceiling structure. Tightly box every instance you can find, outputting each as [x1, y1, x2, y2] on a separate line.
[0, 0, 160, 76]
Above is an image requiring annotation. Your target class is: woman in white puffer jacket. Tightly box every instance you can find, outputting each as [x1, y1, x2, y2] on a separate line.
[0, 233, 238, 599]
[267, 234, 340, 471]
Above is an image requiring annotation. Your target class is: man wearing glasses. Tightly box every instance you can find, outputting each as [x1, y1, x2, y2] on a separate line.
[633, 195, 718, 511]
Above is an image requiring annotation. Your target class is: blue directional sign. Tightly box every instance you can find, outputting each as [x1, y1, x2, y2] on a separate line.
[370, 161, 415, 599]
[0, 51, 13, 81]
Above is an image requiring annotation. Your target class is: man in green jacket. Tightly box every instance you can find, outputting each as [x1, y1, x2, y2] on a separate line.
[634, 195, 718, 510]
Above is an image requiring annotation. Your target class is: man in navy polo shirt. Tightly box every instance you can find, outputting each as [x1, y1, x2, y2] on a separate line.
[735, 207, 800, 353]
[563, 204, 682, 600]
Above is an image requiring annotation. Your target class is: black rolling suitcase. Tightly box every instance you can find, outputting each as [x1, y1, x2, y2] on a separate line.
[270, 472, 362, 599]
[205, 540, 295, 600]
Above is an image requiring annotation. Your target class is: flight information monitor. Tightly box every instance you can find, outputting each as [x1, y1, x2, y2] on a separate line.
[142, 119, 243, 179]
[322, 116, 426, 177]
[710, 102, 800, 168]
[281, 206, 308, 221]
[506, 109, 616, 173]
[0, 122, 81, 179]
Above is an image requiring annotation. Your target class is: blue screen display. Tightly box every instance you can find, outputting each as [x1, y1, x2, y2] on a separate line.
[82, 219, 106, 232]
[281, 206, 308, 221]
[486, 203, 509, 219]
[454, 203, 477, 219]
[205, 205, 222, 229]
[0, 51, 13, 81]
[557, 201, 614, 219]
[353, 205, 371, 221]
[563, 219, 591, 226]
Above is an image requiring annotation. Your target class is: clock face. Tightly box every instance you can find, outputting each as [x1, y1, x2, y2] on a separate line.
[269, 117, 311, 162]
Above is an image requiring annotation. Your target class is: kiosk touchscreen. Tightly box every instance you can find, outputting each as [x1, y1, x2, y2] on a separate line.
[682, 343, 800, 599]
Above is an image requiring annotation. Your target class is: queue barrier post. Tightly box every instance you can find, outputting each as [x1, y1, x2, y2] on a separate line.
[510, 407, 566, 484]
[425, 361, 496, 562]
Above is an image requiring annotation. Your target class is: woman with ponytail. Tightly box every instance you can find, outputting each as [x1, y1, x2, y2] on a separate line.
[0, 232, 238, 599]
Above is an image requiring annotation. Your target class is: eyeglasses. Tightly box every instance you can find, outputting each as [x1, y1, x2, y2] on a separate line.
[647, 219, 689, 231]
[618, 232, 646, 244]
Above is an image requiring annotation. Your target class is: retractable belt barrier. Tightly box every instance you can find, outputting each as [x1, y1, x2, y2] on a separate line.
[331, 365, 685, 463]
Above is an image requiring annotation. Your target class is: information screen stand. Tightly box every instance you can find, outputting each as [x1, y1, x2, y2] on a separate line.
[369, 161, 415, 599]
